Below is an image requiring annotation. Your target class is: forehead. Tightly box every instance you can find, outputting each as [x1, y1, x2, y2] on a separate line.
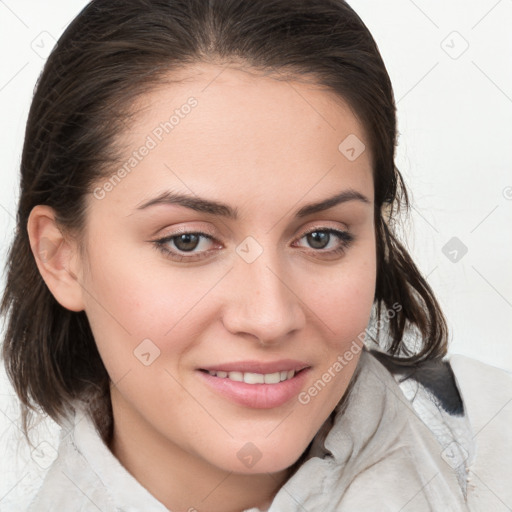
[131, 62, 369, 146]
[99, 62, 373, 211]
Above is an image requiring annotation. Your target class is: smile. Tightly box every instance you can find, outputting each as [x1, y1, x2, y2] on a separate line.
[204, 370, 296, 384]
[198, 361, 311, 409]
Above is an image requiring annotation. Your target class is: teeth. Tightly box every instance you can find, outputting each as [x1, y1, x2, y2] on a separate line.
[264, 372, 281, 384]
[206, 369, 296, 384]
[244, 372, 264, 384]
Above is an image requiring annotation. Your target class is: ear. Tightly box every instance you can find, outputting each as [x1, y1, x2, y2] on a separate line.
[27, 205, 86, 312]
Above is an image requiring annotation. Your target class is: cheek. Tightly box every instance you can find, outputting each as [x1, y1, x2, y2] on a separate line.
[304, 245, 377, 343]
[294, 250, 376, 404]
[80, 240, 227, 367]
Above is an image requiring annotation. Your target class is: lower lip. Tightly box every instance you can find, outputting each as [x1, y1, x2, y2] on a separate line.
[198, 369, 310, 409]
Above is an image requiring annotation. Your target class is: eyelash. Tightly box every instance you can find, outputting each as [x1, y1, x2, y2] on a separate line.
[153, 227, 355, 263]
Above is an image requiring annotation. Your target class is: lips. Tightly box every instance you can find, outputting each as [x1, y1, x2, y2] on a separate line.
[197, 359, 311, 409]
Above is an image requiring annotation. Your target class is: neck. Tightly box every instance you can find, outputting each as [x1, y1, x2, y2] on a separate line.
[109, 390, 291, 512]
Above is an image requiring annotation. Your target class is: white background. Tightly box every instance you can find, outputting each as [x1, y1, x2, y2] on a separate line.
[1, 0, 511, 509]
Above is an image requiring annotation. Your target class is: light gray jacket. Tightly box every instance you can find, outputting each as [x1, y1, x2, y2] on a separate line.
[28, 348, 512, 511]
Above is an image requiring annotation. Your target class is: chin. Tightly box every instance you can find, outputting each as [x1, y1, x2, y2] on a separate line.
[201, 434, 311, 476]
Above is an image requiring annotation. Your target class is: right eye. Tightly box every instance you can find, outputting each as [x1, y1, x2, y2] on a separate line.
[153, 232, 221, 262]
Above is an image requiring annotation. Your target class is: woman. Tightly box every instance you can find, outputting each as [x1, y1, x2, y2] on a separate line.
[2, 0, 511, 510]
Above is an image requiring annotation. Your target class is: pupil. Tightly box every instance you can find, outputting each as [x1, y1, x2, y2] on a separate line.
[175, 234, 199, 251]
[308, 231, 329, 249]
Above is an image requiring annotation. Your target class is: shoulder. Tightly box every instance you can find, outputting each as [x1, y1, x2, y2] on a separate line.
[446, 354, 512, 507]
[447, 353, 512, 403]
[446, 354, 512, 449]
[27, 418, 118, 512]
[370, 349, 511, 414]
[370, 349, 512, 507]
[28, 408, 169, 512]
[370, 348, 512, 438]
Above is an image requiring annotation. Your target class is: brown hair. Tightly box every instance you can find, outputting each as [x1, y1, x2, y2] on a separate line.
[1, 0, 447, 442]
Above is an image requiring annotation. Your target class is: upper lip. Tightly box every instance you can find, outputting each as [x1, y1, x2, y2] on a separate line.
[199, 359, 310, 374]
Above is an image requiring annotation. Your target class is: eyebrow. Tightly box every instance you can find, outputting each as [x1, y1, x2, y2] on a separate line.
[135, 189, 370, 219]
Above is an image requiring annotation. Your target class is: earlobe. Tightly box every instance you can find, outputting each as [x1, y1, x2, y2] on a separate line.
[27, 205, 86, 312]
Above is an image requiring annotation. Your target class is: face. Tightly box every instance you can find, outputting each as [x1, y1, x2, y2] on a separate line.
[78, 62, 376, 475]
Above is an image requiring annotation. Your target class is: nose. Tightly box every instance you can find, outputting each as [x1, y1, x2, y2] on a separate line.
[221, 253, 306, 345]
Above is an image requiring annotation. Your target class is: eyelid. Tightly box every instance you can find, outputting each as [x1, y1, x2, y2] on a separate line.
[295, 222, 349, 238]
[158, 223, 218, 238]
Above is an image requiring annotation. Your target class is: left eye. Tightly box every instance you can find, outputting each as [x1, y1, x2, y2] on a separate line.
[295, 228, 353, 251]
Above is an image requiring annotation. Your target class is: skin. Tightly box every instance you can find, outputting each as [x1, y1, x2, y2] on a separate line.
[28, 62, 376, 512]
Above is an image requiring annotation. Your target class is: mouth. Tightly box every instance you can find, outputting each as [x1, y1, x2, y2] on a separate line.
[197, 360, 311, 409]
